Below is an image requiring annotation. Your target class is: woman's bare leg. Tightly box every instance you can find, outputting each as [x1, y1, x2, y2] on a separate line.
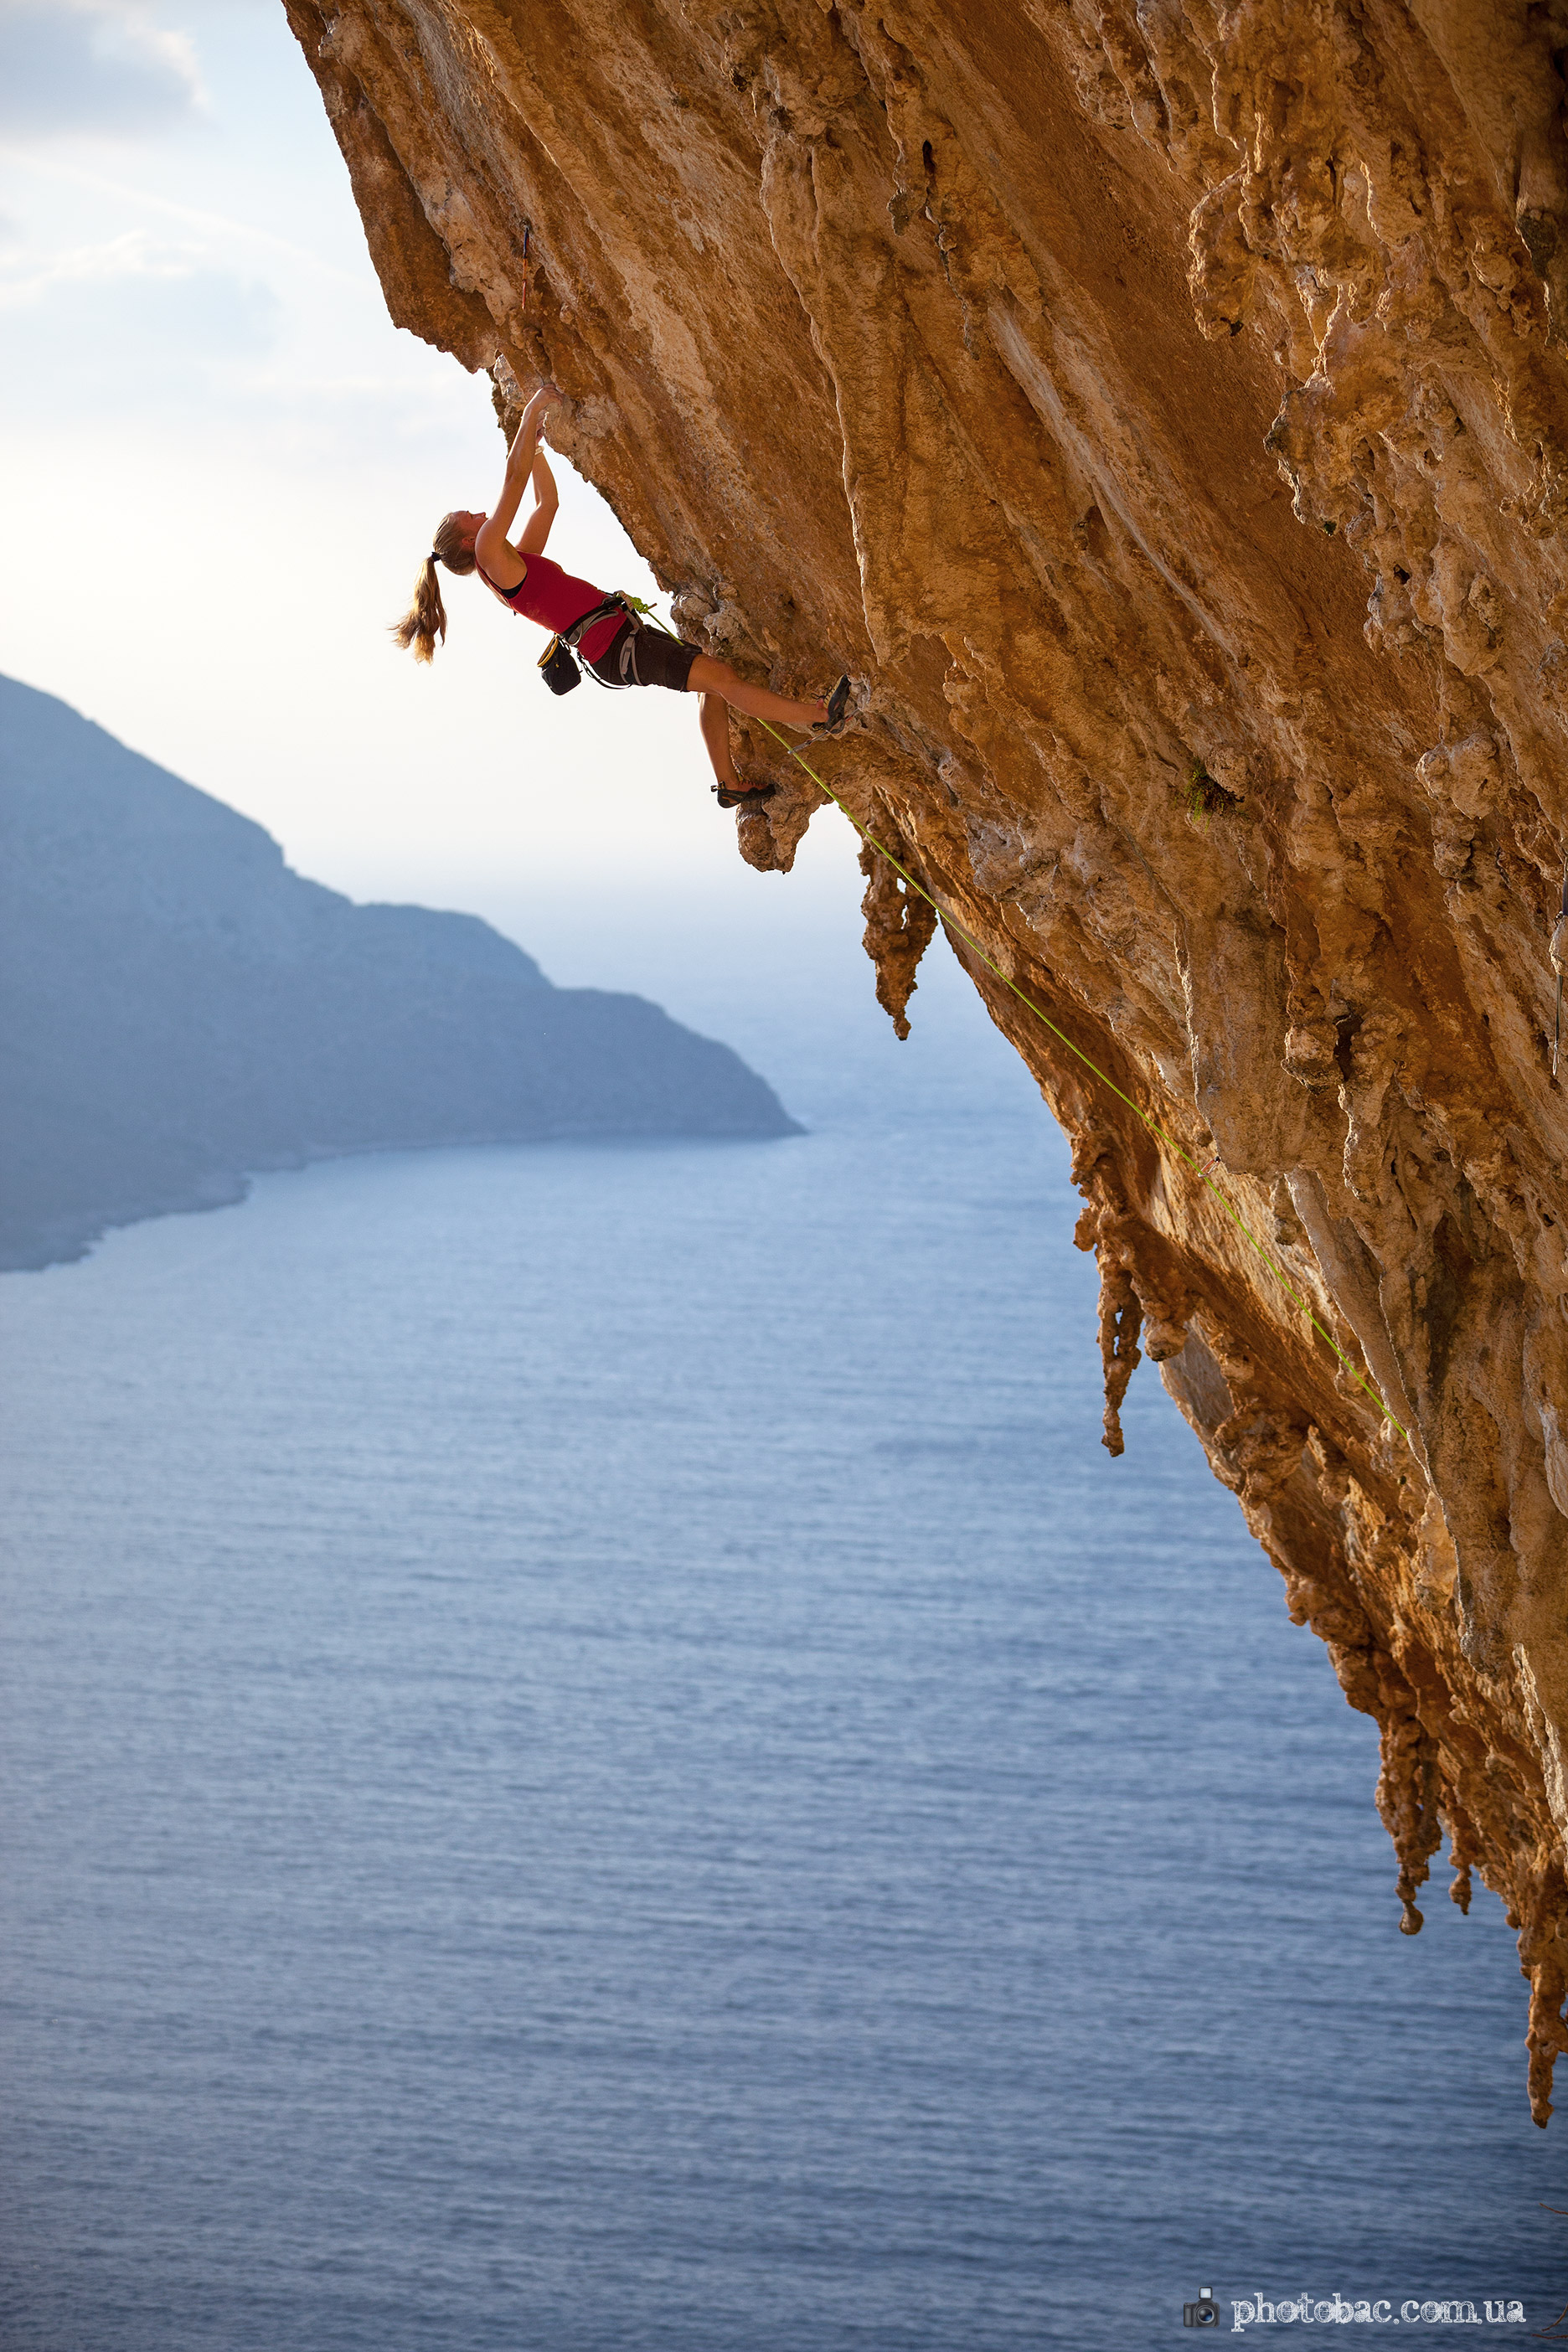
[687, 653, 826, 731]
[699, 691, 739, 788]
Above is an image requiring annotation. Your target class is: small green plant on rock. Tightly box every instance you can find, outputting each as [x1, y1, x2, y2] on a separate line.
[1180, 761, 1243, 829]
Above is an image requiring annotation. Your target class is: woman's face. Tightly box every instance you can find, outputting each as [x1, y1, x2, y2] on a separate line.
[449, 509, 485, 553]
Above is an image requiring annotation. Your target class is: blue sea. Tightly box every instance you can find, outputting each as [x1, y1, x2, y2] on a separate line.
[2, 883, 1564, 2348]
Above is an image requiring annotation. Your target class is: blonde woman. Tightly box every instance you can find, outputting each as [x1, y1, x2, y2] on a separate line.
[395, 383, 850, 807]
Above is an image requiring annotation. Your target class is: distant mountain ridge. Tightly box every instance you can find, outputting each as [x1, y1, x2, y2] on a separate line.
[0, 674, 798, 1270]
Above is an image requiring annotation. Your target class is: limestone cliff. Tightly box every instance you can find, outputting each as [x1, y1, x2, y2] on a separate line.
[285, 0, 1568, 2117]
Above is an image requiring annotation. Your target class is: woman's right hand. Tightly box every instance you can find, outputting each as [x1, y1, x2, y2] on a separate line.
[500, 381, 565, 508]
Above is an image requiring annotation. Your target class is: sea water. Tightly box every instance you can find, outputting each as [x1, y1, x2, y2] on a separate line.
[2, 897, 1564, 2349]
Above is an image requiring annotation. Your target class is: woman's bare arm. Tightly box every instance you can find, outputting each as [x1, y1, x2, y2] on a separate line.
[475, 385, 562, 581]
[518, 449, 559, 557]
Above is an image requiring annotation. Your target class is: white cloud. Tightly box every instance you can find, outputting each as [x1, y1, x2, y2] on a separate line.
[0, 2, 204, 144]
[0, 225, 279, 411]
[0, 223, 199, 305]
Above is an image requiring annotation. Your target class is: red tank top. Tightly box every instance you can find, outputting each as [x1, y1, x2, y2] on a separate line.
[477, 551, 622, 662]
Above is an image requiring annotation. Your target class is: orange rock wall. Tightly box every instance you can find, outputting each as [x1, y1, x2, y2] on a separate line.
[285, 0, 1568, 2117]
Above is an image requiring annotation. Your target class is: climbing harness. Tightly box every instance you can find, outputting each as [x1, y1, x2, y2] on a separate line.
[754, 713, 1413, 1445]
[537, 593, 661, 695]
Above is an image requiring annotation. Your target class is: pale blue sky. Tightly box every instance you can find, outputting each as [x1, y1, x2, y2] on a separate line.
[0, 0, 864, 981]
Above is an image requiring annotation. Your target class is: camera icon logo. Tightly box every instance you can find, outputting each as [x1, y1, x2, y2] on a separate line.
[1183, 2287, 1220, 2328]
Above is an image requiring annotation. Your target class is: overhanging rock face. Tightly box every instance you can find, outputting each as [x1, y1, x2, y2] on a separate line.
[286, 0, 1568, 2117]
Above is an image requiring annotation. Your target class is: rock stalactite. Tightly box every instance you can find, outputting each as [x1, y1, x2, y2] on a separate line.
[286, 0, 1568, 2117]
[857, 835, 938, 1040]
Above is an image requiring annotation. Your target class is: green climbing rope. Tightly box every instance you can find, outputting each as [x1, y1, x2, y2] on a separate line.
[754, 714, 1412, 1446]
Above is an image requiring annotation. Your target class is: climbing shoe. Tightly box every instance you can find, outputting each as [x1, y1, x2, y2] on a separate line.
[812, 673, 852, 736]
[713, 780, 777, 809]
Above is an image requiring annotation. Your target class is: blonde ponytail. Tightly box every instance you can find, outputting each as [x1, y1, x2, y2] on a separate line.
[390, 514, 478, 662]
[392, 554, 446, 663]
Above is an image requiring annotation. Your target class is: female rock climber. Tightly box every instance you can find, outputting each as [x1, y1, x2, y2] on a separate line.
[394, 380, 849, 807]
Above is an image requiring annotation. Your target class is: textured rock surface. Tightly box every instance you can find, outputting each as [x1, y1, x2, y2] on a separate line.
[286, 0, 1568, 2116]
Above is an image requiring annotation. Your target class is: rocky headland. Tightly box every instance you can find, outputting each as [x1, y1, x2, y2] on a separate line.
[286, 0, 1568, 2116]
[0, 673, 797, 1271]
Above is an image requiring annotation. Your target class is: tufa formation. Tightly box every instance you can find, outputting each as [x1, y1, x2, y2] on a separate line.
[286, 0, 1568, 2117]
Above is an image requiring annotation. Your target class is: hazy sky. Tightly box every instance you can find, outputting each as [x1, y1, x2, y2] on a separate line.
[0, 0, 864, 974]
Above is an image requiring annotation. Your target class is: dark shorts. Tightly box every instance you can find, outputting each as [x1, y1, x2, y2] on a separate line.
[588, 621, 699, 693]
